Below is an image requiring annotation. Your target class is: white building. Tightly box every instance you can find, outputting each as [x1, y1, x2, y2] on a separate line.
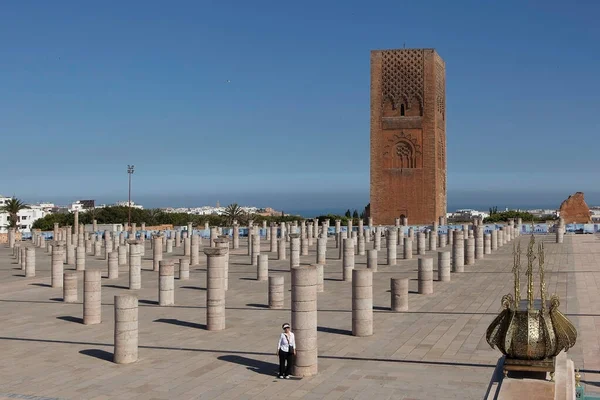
[449, 209, 490, 221]
[0, 196, 49, 233]
[163, 205, 260, 216]
[114, 201, 144, 210]
[69, 201, 86, 212]
[590, 208, 600, 223]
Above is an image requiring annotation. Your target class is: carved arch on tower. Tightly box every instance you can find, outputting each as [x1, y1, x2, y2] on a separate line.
[406, 94, 423, 117]
[382, 93, 422, 117]
[396, 140, 416, 168]
[382, 131, 422, 169]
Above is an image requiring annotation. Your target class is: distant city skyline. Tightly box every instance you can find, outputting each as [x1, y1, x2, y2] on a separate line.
[2, 2, 599, 210]
[13, 189, 600, 218]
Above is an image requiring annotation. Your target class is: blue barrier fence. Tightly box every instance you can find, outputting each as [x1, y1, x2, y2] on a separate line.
[25, 223, 600, 241]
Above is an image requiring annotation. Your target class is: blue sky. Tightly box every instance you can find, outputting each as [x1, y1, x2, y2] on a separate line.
[1, 1, 599, 213]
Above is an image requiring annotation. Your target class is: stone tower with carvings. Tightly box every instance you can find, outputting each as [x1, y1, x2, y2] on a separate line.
[370, 48, 446, 225]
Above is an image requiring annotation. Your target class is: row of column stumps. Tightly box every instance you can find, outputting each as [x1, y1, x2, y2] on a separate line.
[11, 217, 523, 370]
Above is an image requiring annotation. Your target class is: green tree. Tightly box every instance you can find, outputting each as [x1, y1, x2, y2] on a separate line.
[352, 210, 359, 219]
[1, 198, 29, 229]
[31, 212, 71, 231]
[223, 203, 246, 226]
[316, 214, 349, 226]
[32, 205, 302, 231]
[345, 209, 351, 218]
[483, 210, 549, 224]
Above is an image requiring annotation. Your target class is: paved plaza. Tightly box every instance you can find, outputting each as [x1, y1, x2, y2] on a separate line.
[0, 233, 599, 399]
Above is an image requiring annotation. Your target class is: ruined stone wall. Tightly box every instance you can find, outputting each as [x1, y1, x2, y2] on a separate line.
[0, 232, 22, 244]
[559, 192, 591, 224]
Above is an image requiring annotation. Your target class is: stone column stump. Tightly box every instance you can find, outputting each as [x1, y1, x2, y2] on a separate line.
[128, 241, 141, 290]
[316, 237, 327, 265]
[417, 232, 426, 255]
[158, 261, 175, 306]
[438, 251, 451, 282]
[152, 236, 163, 272]
[342, 238, 354, 282]
[25, 247, 36, 277]
[278, 238, 286, 261]
[290, 234, 300, 268]
[179, 258, 190, 280]
[386, 230, 397, 266]
[108, 251, 119, 279]
[75, 246, 86, 271]
[391, 277, 408, 311]
[52, 242, 65, 288]
[204, 248, 227, 331]
[403, 237, 413, 259]
[465, 237, 475, 266]
[66, 244, 75, 265]
[418, 257, 434, 295]
[268, 275, 284, 309]
[452, 231, 464, 273]
[63, 272, 78, 303]
[257, 254, 268, 281]
[83, 269, 102, 325]
[191, 235, 200, 266]
[352, 269, 373, 337]
[291, 265, 318, 377]
[118, 245, 127, 266]
[316, 264, 324, 293]
[113, 294, 138, 364]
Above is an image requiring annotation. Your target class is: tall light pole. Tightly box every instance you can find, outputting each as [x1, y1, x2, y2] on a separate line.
[127, 165, 135, 230]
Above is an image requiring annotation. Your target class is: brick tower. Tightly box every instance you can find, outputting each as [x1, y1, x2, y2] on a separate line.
[370, 48, 446, 225]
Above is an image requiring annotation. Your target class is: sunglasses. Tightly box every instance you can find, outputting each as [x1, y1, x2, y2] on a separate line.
[283, 326, 290, 330]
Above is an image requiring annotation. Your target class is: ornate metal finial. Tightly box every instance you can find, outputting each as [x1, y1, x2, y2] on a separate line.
[526, 233, 537, 310]
[513, 242, 521, 306]
[575, 368, 581, 387]
[539, 241, 546, 313]
[486, 233, 578, 366]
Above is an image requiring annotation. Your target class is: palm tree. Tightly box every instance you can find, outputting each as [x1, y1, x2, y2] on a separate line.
[223, 203, 246, 226]
[1, 198, 29, 230]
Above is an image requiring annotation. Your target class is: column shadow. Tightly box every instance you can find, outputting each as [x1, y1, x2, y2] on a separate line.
[154, 318, 206, 330]
[317, 326, 352, 336]
[57, 316, 83, 324]
[180, 286, 206, 291]
[103, 284, 129, 289]
[373, 306, 390, 311]
[80, 349, 113, 362]
[218, 355, 279, 377]
[246, 303, 269, 309]
[29, 283, 51, 287]
[483, 356, 505, 399]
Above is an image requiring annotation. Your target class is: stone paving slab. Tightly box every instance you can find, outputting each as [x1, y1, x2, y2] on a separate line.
[0, 234, 599, 399]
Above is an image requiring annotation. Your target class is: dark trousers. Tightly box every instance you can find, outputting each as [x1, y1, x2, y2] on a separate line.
[278, 350, 293, 376]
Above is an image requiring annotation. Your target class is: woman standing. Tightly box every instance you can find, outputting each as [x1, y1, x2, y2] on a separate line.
[276, 323, 296, 379]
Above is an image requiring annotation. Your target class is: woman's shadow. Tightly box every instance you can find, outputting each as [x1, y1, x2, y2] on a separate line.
[218, 355, 278, 377]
